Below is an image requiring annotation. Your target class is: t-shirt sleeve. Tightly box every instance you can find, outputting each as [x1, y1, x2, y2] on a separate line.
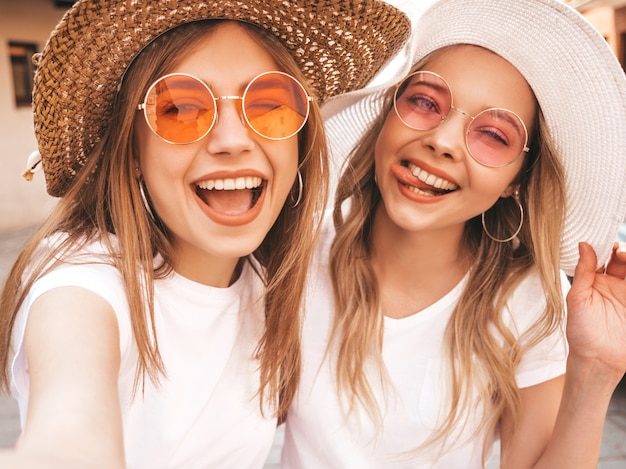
[507, 271, 570, 389]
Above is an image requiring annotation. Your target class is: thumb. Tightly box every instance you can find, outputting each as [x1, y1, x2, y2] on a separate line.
[570, 242, 598, 294]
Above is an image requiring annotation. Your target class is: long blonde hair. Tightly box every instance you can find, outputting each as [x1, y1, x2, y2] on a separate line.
[0, 20, 328, 419]
[329, 49, 566, 456]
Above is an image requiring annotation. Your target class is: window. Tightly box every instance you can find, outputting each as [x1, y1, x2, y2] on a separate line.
[9, 42, 37, 107]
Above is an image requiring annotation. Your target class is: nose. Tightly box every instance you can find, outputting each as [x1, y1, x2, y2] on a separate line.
[423, 109, 468, 161]
[205, 97, 255, 155]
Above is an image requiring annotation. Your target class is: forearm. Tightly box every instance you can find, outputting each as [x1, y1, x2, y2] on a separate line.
[532, 356, 621, 468]
[0, 448, 125, 469]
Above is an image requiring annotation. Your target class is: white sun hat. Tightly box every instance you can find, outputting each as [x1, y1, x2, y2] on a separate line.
[323, 0, 626, 276]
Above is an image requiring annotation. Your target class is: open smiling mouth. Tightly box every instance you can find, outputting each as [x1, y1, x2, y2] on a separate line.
[399, 161, 458, 197]
[195, 176, 265, 215]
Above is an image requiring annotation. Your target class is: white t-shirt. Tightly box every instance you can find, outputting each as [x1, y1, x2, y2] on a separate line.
[281, 213, 569, 468]
[10, 234, 276, 469]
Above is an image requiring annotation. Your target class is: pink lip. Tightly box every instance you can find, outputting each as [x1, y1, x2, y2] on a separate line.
[192, 169, 268, 226]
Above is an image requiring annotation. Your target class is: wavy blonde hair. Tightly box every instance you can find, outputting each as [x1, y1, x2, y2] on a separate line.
[329, 48, 566, 459]
[0, 20, 328, 419]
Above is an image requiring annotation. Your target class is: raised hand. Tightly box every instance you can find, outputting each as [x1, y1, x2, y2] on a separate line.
[566, 242, 626, 382]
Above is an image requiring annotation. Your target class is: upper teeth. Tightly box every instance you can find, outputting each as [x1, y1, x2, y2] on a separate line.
[197, 176, 263, 191]
[408, 163, 458, 191]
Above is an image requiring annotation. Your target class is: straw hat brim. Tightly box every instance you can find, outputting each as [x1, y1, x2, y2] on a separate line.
[33, 0, 411, 197]
[323, 0, 626, 276]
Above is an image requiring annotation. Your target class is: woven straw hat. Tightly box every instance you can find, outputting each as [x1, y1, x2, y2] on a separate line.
[29, 0, 410, 198]
[323, 0, 626, 276]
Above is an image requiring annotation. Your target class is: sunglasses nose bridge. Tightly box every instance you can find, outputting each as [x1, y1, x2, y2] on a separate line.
[214, 95, 246, 127]
[215, 95, 243, 103]
[435, 105, 470, 134]
[450, 106, 473, 123]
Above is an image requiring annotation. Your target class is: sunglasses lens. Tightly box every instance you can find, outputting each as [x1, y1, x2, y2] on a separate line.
[394, 71, 452, 130]
[143, 74, 216, 144]
[141, 72, 309, 143]
[243, 72, 310, 140]
[394, 72, 529, 167]
[466, 109, 527, 167]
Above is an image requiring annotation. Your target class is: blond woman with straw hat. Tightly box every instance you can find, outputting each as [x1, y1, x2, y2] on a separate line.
[282, 0, 626, 467]
[0, 1, 410, 467]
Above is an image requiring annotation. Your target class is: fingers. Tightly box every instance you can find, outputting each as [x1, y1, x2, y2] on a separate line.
[605, 242, 626, 279]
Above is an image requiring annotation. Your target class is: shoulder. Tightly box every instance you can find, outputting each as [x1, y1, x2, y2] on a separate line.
[11, 234, 133, 400]
[28, 233, 126, 304]
[503, 267, 568, 349]
[17, 233, 132, 358]
[506, 267, 569, 311]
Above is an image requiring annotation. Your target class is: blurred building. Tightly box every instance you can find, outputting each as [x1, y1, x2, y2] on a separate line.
[0, 0, 69, 232]
[1, 0, 625, 232]
[568, 0, 626, 65]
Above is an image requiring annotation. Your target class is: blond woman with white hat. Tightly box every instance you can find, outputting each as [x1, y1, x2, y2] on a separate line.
[282, 0, 626, 467]
[0, 1, 410, 467]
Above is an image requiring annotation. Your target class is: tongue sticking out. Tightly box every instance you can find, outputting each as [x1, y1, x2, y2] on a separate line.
[200, 188, 255, 215]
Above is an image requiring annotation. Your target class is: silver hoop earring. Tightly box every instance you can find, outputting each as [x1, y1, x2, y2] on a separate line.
[290, 170, 303, 208]
[138, 177, 156, 221]
[481, 190, 524, 243]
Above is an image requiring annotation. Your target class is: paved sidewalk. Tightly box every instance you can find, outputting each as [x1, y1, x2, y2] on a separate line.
[1, 226, 625, 467]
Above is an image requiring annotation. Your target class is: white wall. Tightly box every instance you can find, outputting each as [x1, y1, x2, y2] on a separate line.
[0, 0, 69, 232]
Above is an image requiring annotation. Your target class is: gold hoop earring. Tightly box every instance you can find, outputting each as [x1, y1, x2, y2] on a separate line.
[481, 190, 524, 243]
[290, 170, 303, 208]
[138, 177, 156, 221]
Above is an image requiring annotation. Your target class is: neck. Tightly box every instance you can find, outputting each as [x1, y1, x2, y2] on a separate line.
[369, 206, 470, 319]
[171, 244, 242, 288]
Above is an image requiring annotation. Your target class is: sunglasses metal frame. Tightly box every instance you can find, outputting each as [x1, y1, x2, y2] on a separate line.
[393, 70, 530, 168]
[138, 71, 312, 144]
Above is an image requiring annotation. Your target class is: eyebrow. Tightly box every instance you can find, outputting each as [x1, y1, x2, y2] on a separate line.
[486, 109, 526, 137]
[403, 75, 450, 96]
